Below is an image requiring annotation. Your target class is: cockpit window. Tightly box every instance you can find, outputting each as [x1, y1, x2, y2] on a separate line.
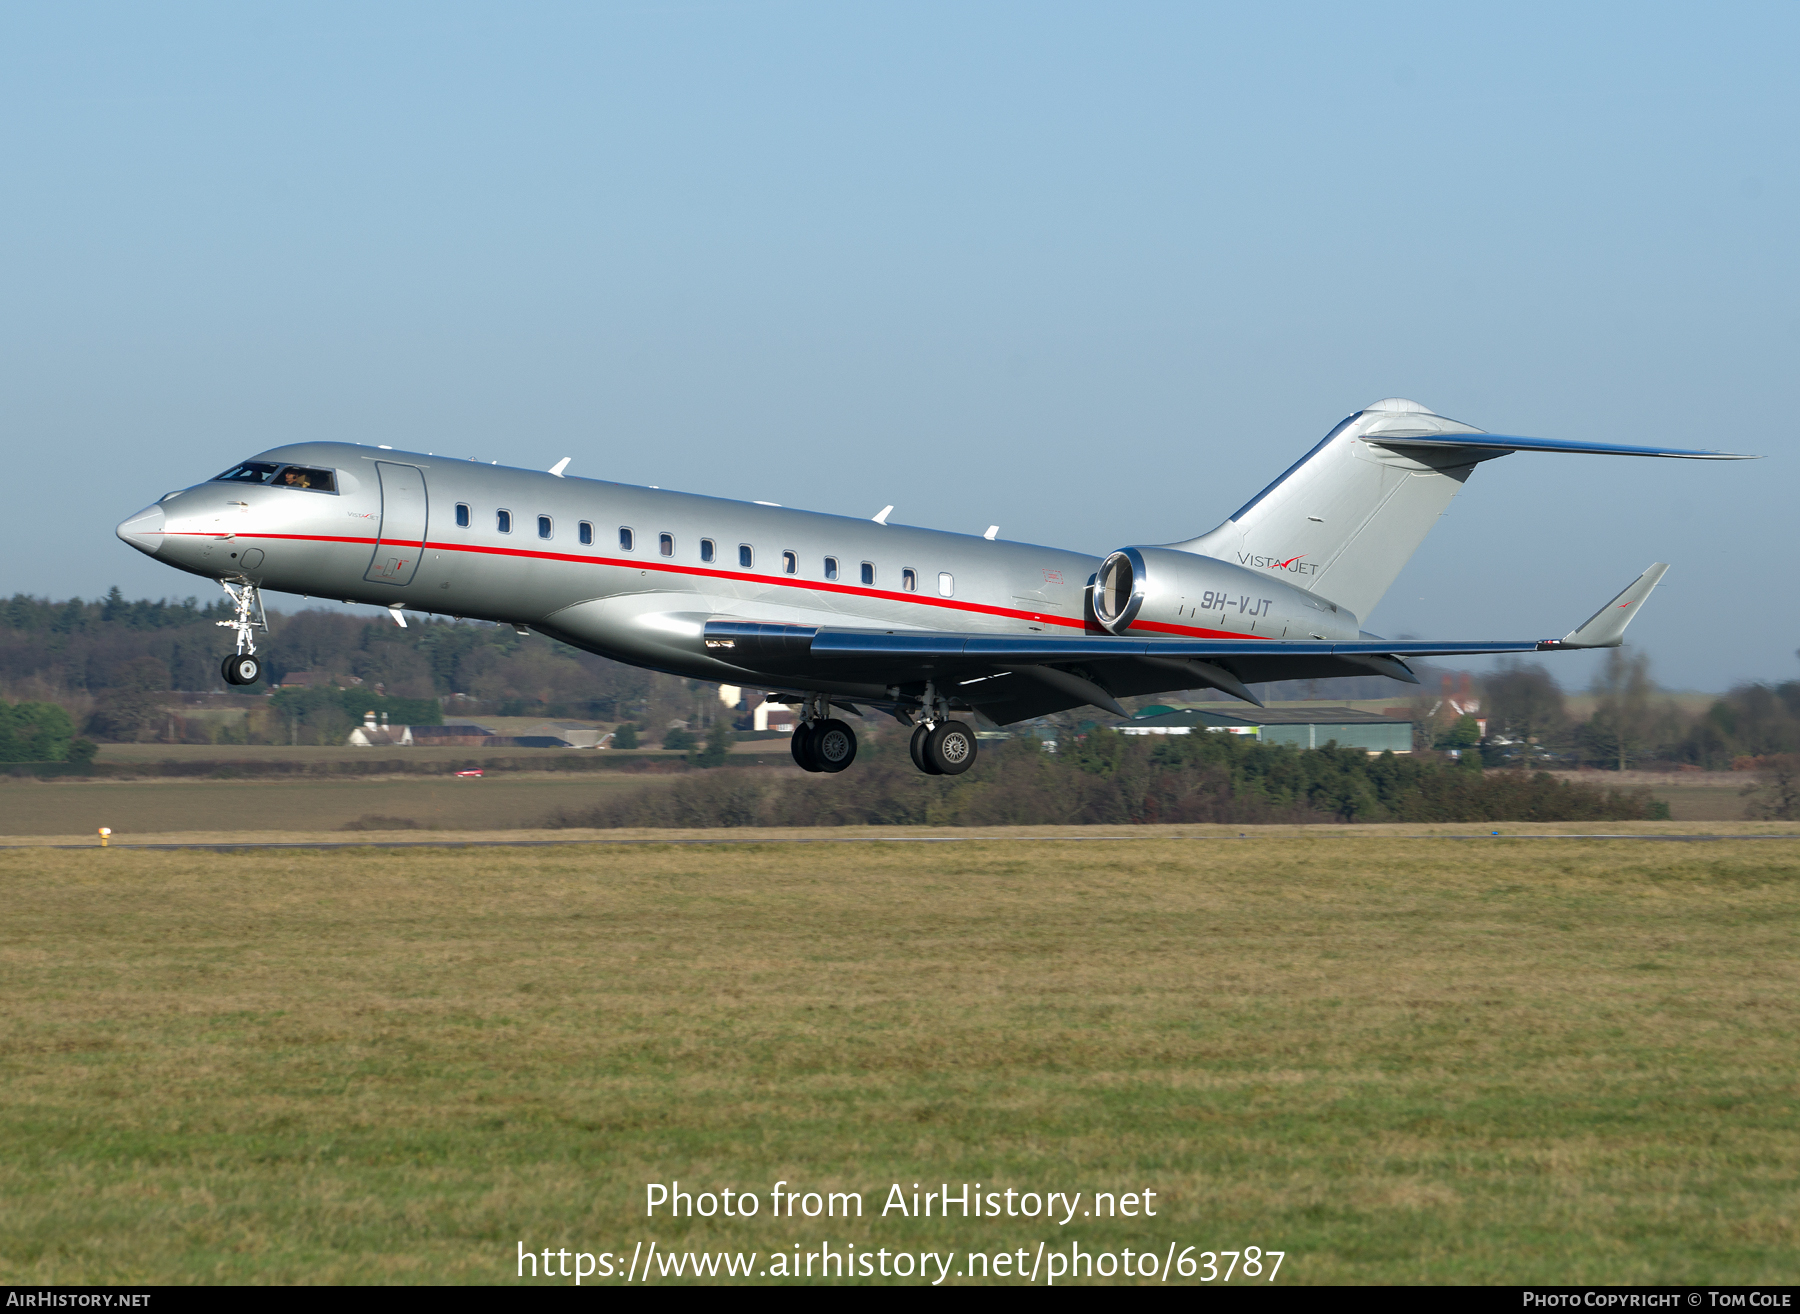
[209, 462, 337, 493]
[213, 462, 281, 484]
[274, 465, 336, 492]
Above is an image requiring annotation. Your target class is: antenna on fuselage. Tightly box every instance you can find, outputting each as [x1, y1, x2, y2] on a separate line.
[548, 457, 571, 477]
[983, 526, 999, 540]
[872, 505, 893, 524]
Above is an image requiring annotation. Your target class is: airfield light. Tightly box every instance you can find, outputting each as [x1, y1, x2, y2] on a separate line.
[98, 827, 111, 847]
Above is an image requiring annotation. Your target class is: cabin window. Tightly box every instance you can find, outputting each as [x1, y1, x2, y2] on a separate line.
[497, 509, 513, 534]
[619, 526, 635, 551]
[455, 503, 470, 528]
[782, 550, 797, 574]
[659, 533, 674, 557]
[578, 521, 593, 546]
[538, 515, 552, 540]
[938, 572, 954, 597]
[902, 568, 917, 592]
[861, 562, 875, 586]
[700, 538, 715, 563]
[212, 462, 337, 493]
[739, 544, 753, 569]
[823, 556, 838, 581]
[212, 461, 281, 485]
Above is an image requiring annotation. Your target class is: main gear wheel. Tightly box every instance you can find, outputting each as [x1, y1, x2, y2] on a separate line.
[925, 720, 977, 775]
[221, 653, 262, 686]
[808, 719, 857, 773]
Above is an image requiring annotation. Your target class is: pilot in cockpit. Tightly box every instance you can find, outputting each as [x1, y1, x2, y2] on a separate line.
[279, 467, 314, 489]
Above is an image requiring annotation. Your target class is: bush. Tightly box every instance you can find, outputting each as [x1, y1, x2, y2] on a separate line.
[1740, 753, 1800, 820]
[611, 723, 640, 749]
[661, 726, 697, 752]
[0, 699, 86, 761]
[545, 730, 1663, 830]
[692, 718, 734, 768]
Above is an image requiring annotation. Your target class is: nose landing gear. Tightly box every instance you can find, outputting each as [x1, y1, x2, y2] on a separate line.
[215, 580, 268, 686]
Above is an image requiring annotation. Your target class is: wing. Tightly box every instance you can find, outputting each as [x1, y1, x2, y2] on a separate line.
[705, 563, 1670, 725]
[704, 620, 1543, 723]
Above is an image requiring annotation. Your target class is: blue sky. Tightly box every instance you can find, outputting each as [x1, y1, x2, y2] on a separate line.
[2, 2, 1793, 690]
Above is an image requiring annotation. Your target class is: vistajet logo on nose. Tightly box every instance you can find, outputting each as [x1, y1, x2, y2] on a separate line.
[1238, 552, 1318, 575]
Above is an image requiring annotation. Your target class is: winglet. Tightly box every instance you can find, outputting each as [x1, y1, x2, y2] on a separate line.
[1551, 563, 1669, 649]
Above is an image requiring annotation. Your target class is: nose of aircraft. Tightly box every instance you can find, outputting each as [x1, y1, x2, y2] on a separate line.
[116, 504, 165, 557]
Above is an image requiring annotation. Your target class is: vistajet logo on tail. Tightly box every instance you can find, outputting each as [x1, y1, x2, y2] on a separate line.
[1239, 552, 1319, 576]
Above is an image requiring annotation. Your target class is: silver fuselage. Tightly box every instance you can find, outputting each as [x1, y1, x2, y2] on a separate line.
[118, 442, 1358, 700]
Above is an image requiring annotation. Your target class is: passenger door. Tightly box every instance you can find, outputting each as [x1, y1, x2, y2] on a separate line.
[363, 461, 428, 586]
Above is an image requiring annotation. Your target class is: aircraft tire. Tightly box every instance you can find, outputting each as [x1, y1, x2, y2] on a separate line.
[790, 723, 823, 772]
[221, 654, 261, 686]
[811, 719, 857, 773]
[910, 724, 942, 775]
[927, 721, 977, 775]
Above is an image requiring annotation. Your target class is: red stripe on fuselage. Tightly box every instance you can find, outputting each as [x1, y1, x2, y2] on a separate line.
[165, 530, 1273, 642]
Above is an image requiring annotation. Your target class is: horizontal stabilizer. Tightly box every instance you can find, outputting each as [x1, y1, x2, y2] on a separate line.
[1368, 433, 1753, 460]
[1550, 563, 1669, 649]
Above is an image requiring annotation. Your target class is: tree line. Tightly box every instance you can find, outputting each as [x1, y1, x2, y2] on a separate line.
[1475, 650, 1800, 769]
[1, 591, 1796, 766]
[0, 588, 673, 744]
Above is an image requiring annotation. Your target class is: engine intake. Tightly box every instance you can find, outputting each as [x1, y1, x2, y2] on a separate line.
[1090, 545, 1358, 639]
[1094, 548, 1148, 633]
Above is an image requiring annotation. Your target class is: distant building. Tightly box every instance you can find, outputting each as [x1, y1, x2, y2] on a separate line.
[407, 722, 498, 747]
[753, 701, 797, 733]
[1116, 706, 1413, 754]
[529, 721, 609, 748]
[346, 710, 413, 747]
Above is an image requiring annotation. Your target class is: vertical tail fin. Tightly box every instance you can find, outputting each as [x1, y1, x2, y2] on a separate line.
[1174, 399, 1498, 622]
[1172, 399, 1746, 623]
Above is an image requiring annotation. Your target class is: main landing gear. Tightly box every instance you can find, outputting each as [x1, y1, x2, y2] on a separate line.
[782, 685, 979, 776]
[216, 580, 268, 686]
[908, 719, 977, 775]
[789, 693, 858, 773]
[905, 681, 977, 775]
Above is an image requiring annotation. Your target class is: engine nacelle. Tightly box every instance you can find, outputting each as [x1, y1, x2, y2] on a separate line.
[1092, 546, 1360, 640]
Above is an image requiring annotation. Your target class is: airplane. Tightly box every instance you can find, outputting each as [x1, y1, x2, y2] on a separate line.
[116, 397, 1749, 775]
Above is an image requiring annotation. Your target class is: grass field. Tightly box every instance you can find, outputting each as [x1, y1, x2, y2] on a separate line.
[1, 831, 1795, 1284]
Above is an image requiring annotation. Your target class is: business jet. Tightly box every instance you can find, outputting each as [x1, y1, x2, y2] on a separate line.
[116, 398, 1746, 775]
